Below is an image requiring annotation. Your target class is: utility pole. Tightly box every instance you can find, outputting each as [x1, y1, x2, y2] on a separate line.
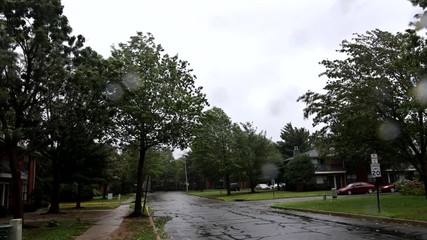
[184, 160, 188, 193]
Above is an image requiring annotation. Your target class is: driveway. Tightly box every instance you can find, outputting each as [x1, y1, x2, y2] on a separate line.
[148, 191, 427, 240]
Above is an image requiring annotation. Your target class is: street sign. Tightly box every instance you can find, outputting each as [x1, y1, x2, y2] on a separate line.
[370, 154, 378, 164]
[370, 163, 381, 177]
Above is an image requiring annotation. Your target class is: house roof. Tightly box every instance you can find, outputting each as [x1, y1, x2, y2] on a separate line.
[284, 149, 319, 162]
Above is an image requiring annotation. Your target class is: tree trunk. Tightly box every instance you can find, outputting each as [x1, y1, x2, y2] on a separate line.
[48, 156, 61, 213]
[102, 183, 107, 199]
[6, 144, 24, 220]
[130, 147, 147, 217]
[249, 176, 255, 193]
[422, 160, 427, 199]
[76, 182, 82, 208]
[225, 174, 231, 196]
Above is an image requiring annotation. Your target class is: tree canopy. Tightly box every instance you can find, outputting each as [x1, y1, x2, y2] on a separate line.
[277, 123, 311, 160]
[107, 32, 208, 215]
[284, 154, 315, 190]
[0, 0, 81, 218]
[298, 29, 427, 196]
[190, 107, 237, 195]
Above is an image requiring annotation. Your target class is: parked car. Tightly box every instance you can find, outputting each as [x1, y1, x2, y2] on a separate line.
[380, 183, 396, 193]
[271, 183, 286, 190]
[255, 184, 270, 190]
[337, 182, 375, 195]
[230, 183, 240, 191]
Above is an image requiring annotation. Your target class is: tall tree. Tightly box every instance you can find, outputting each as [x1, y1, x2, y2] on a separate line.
[298, 29, 427, 197]
[234, 122, 280, 193]
[284, 154, 315, 191]
[107, 32, 208, 216]
[277, 123, 311, 159]
[24, 45, 110, 214]
[0, 0, 76, 218]
[191, 107, 237, 195]
[60, 141, 111, 208]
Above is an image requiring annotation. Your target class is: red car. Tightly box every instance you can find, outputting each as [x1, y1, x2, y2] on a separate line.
[337, 182, 375, 195]
[380, 183, 397, 193]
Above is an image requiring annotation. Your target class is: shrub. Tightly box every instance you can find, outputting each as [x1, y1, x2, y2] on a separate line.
[395, 179, 425, 196]
[283, 154, 315, 191]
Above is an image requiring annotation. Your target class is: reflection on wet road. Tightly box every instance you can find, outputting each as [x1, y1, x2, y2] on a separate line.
[148, 192, 427, 240]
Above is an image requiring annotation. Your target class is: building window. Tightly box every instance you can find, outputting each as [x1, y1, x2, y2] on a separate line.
[22, 182, 28, 201]
[316, 176, 324, 184]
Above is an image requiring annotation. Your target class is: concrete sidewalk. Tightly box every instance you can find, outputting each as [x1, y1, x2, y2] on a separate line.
[75, 196, 135, 240]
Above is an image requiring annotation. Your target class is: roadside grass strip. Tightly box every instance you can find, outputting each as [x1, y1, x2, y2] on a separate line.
[59, 194, 132, 209]
[23, 219, 90, 240]
[189, 189, 330, 201]
[273, 195, 427, 222]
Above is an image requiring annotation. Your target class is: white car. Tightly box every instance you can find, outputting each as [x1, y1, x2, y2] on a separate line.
[255, 184, 270, 190]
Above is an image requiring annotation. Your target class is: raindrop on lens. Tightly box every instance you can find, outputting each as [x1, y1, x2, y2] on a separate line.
[122, 72, 141, 91]
[105, 83, 124, 101]
[378, 122, 400, 141]
[421, 12, 427, 29]
[414, 79, 427, 104]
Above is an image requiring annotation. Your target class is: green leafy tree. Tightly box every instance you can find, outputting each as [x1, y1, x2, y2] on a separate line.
[25, 45, 110, 214]
[408, 0, 427, 30]
[107, 32, 208, 216]
[277, 123, 311, 160]
[145, 147, 175, 190]
[284, 154, 314, 190]
[191, 107, 237, 195]
[60, 141, 111, 208]
[0, 0, 77, 218]
[234, 122, 281, 193]
[409, 0, 427, 7]
[298, 29, 427, 197]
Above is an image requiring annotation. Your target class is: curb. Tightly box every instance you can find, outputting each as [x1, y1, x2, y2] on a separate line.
[271, 206, 427, 228]
[146, 206, 162, 240]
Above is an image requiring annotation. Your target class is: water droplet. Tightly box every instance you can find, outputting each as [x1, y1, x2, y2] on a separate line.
[105, 83, 124, 101]
[421, 12, 427, 29]
[122, 72, 141, 92]
[414, 78, 427, 104]
[378, 121, 400, 141]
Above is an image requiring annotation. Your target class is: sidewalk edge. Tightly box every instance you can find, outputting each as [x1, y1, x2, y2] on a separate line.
[146, 206, 162, 240]
[271, 206, 427, 228]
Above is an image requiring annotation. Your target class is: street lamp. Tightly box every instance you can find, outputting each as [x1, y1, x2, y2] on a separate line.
[183, 160, 188, 193]
[177, 158, 189, 193]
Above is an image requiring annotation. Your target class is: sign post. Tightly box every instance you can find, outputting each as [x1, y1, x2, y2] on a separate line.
[370, 154, 381, 213]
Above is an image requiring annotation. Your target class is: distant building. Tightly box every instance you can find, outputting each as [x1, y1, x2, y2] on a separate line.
[285, 149, 346, 189]
[0, 144, 36, 209]
[285, 149, 416, 189]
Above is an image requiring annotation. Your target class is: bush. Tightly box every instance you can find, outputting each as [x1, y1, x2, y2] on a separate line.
[283, 154, 315, 191]
[395, 179, 425, 196]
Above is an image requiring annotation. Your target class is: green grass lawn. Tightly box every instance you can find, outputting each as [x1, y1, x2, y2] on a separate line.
[273, 194, 427, 222]
[189, 189, 330, 201]
[59, 194, 132, 209]
[23, 194, 135, 240]
[23, 219, 90, 240]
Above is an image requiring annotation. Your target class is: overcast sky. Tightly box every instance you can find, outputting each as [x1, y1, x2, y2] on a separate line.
[62, 0, 420, 143]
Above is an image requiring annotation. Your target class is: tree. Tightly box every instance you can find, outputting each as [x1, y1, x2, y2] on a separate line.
[234, 122, 281, 193]
[31, 46, 110, 214]
[409, 0, 427, 8]
[277, 123, 311, 160]
[107, 32, 208, 216]
[298, 29, 427, 197]
[191, 107, 237, 195]
[284, 154, 315, 191]
[60, 141, 111, 208]
[0, 0, 77, 218]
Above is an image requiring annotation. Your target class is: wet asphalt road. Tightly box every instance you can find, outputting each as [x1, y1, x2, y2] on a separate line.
[148, 192, 427, 240]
